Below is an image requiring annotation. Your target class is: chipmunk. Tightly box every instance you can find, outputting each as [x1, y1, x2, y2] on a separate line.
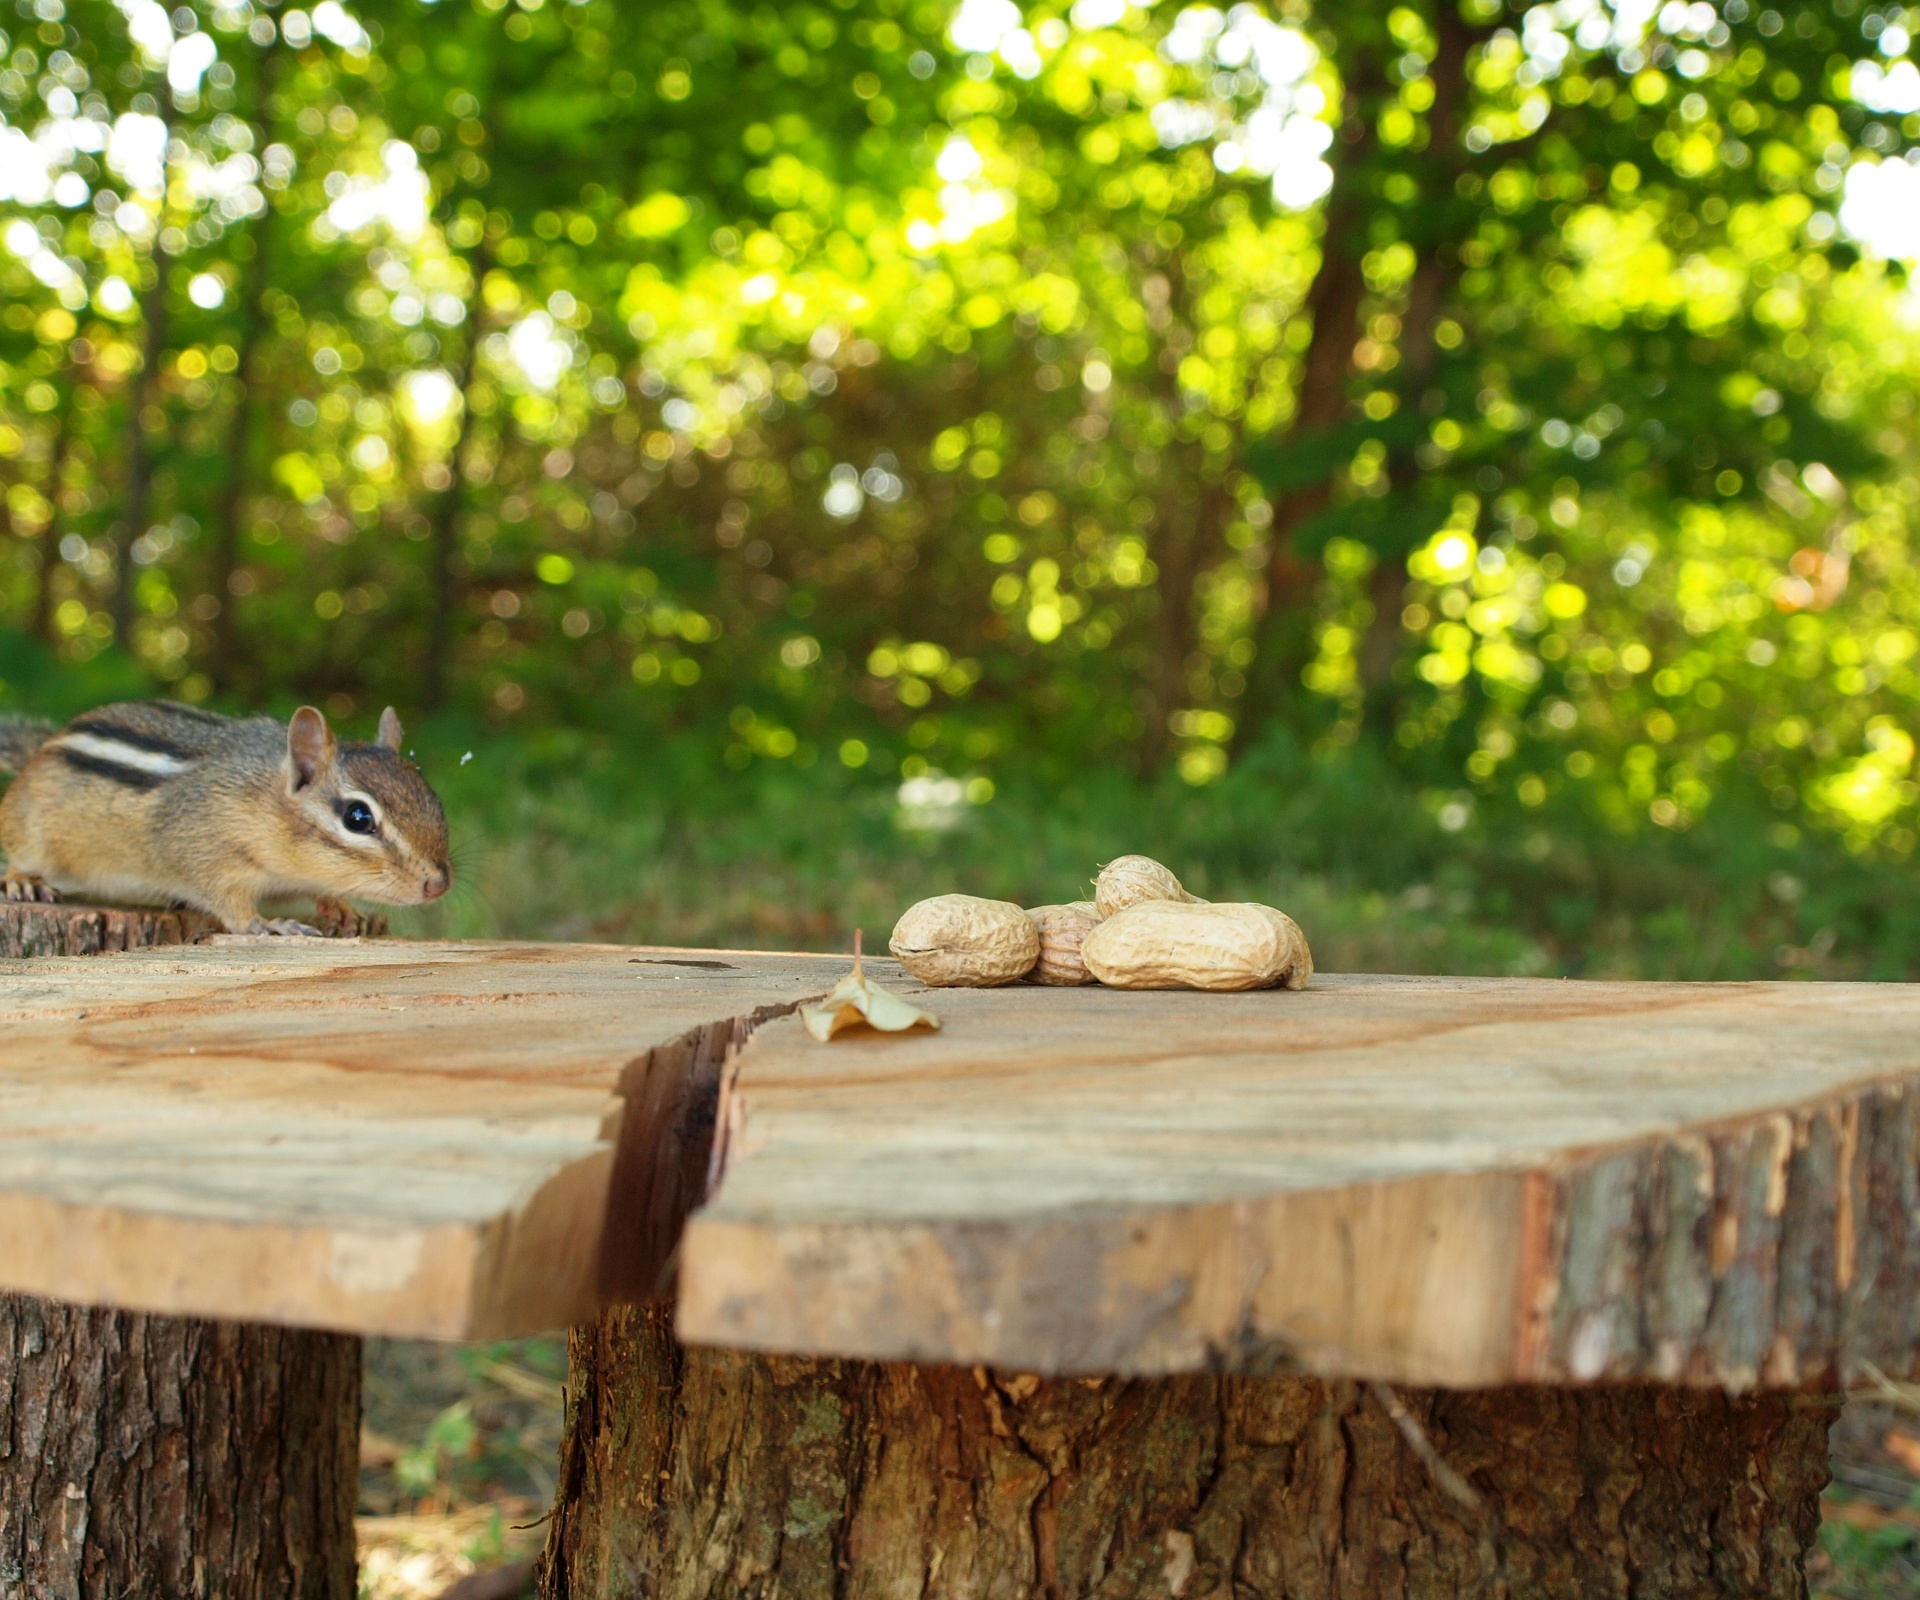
[0, 700, 451, 935]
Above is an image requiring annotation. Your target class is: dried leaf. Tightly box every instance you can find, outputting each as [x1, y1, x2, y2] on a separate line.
[801, 934, 941, 1042]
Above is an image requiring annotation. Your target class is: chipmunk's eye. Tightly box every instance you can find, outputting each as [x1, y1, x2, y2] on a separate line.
[341, 800, 377, 835]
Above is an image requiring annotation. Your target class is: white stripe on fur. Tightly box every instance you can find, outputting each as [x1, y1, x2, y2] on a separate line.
[56, 731, 194, 776]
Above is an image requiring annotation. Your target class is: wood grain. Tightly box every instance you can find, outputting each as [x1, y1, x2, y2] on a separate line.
[679, 973, 1920, 1387]
[0, 939, 839, 1338]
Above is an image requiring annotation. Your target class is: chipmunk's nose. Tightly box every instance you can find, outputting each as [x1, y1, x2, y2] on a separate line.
[423, 869, 451, 901]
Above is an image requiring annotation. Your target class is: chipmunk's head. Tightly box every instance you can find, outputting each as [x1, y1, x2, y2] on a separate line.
[281, 706, 452, 905]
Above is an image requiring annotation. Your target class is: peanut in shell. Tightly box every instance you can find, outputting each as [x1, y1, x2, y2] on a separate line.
[1025, 901, 1101, 986]
[889, 894, 1040, 987]
[1081, 899, 1312, 992]
[1094, 854, 1201, 919]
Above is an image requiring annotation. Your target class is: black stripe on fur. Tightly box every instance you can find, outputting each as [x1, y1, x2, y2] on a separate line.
[66, 716, 195, 762]
[58, 747, 170, 791]
[154, 700, 225, 724]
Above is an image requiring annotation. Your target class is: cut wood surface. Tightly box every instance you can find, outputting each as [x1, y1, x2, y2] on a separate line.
[0, 938, 838, 1338]
[679, 973, 1920, 1388]
[9, 939, 1920, 1389]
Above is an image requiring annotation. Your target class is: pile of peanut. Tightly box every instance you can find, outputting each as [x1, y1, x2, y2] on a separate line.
[887, 855, 1312, 992]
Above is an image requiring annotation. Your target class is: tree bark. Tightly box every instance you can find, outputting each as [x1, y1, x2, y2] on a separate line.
[0, 900, 383, 956]
[0, 1294, 360, 1600]
[540, 1304, 1837, 1600]
[0, 900, 220, 957]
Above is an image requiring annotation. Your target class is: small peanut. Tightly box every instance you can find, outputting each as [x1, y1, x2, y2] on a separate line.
[1081, 900, 1313, 992]
[1094, 854, 1201, 919]
[1025, 901, 1101, 986]
[889, 894, 1041, 987]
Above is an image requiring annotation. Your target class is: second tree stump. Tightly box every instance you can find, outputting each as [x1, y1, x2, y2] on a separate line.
[540, 1303, 1837, 1600]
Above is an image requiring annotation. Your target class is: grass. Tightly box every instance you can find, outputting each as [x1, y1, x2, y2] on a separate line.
[1814, 1498, 1920, 1599]
[374, 715, 1916, 990]
[357, 1337, 563, 1599]
[5, 616, 1912, 981]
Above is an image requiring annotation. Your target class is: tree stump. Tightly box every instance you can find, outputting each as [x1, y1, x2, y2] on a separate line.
[0, 901, 366, 1600]
[0, 901, 220, 958]
[540, 1305, 1838, 1600]
[0, 1294, 359, 1600]
[0, 898, 387, 956]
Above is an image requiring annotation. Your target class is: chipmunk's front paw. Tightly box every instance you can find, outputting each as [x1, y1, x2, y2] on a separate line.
[3, 873, 57, 904]
[313, 895, 375, 938]
[246, 917, 325, 937]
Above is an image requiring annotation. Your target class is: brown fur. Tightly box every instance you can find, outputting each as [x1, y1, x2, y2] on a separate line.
[0, 701, 451, 933]
[0, 715, 53, 774]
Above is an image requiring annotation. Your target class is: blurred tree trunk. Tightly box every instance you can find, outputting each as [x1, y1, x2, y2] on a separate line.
[1235, 6, 1493, 759]
[1145, 476, 1231, 773]
[30, 384, 74, 643]
[423, 239, 492, 712]
[117, 228, 172, 652]
[1359, 0, 1485, 734]
[209, 34, 288, 692]
[207, 255, 267, 692]
[0, 463, 14, 623]
[1142, 256, 1234, 773]
[1230, 64, 1377, 756]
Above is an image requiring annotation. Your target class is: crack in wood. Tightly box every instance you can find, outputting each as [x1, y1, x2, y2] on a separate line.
[596, 1001, 803, 1305]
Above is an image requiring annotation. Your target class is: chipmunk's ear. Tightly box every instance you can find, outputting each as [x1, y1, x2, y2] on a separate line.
[377, 706, 404, 752]
[287, 706, 336, 792]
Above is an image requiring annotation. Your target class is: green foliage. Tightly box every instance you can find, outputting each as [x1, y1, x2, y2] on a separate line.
[0, 626, 144, 719]
[392, 1401, 476, 1499]
[1815, 1505, 1920, 1599]
[2, 0, 1920, 905]
[358, 1332, 566, 1527]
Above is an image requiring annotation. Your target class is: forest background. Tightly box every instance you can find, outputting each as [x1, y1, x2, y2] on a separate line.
[1, 0, 1918, 979]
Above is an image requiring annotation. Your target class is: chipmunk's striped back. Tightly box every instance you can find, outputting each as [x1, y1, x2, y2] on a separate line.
[41, 702, 229, 791]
